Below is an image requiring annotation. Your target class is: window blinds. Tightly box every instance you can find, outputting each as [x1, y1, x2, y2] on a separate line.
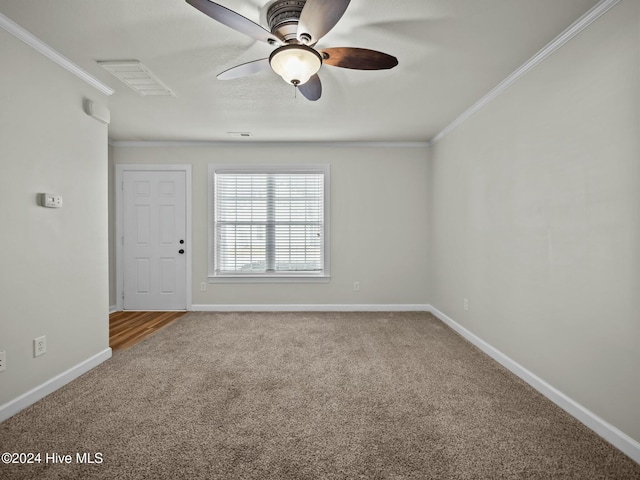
[215, 171, 325, 274]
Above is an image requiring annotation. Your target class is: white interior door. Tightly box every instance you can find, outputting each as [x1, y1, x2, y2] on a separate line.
[122, 170, 187, 310]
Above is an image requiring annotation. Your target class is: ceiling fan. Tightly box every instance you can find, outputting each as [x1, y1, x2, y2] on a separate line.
[186, 0, 398, 101]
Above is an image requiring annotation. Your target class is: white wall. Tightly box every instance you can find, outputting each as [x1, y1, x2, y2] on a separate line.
[429, 0, 640, 444]
[111, 144, 430, 307]
[108, 144, 116, 309]
[0, 29, 110, 407]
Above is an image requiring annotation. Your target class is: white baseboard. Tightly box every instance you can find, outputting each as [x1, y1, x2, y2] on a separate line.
[109, 305, 118, 314]
[191, 304, 431, 312]
[0, 348, 112, 423]
[428, 306, 640, 465]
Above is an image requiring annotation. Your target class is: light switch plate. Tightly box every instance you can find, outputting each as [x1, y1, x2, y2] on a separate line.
[39, 193, 63, 208]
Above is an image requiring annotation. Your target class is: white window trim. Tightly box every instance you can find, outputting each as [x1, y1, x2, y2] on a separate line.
[208, 164, 330, 283]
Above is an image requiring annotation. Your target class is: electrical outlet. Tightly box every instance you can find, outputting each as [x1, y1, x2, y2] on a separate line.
[34, 336, 46, 357]
[200, 282, 207, 292]
[0, 351, 6, 372]
[353, 281, 360, 292]
[464, 298, 469, 311]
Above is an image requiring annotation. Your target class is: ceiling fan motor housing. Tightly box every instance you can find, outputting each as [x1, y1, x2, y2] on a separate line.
[267, 0, 306, 42]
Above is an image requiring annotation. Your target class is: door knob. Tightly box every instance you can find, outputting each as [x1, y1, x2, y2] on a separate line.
[178, 249, 185, 254]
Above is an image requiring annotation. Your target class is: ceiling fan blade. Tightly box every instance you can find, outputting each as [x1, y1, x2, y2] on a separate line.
[186, 0, 281, 45]
[297, 0, 351, 45]
[298, 74, 322, 101]
[321, 47, 398, 70]
[217, 58, 270, 80]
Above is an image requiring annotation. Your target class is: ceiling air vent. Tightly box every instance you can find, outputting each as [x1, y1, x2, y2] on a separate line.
[98, 60, 174, 96]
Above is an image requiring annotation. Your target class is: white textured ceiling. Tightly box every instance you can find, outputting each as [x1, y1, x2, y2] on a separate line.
[0, 0, 599, 142]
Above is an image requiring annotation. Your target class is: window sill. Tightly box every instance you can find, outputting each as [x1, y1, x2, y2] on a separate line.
[208, 275, 330, 284]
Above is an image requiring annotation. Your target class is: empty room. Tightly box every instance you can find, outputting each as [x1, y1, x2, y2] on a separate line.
[0, 0, 639, 478]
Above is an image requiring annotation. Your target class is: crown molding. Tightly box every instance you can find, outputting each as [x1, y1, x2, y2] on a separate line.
[0, 12, 114, 96]
[430, 0, 621, 145]
[108, 140, 430, 148]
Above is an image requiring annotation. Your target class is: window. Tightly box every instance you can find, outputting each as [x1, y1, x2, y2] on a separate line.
[209, 165, 330, 282]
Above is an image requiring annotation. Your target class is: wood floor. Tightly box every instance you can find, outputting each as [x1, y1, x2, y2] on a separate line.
[109, 311, 187, 351]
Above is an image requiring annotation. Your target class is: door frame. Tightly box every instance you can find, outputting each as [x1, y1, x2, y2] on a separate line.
[115, 164, 192, 311]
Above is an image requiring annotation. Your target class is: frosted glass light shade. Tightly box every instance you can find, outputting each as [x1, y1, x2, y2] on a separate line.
[269, 45, 322, 86]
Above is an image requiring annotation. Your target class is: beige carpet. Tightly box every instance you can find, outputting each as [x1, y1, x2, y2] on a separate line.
[1, 312, 638, 479]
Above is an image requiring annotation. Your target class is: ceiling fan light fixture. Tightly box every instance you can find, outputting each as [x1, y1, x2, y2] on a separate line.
[269, 44, 322, 86]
